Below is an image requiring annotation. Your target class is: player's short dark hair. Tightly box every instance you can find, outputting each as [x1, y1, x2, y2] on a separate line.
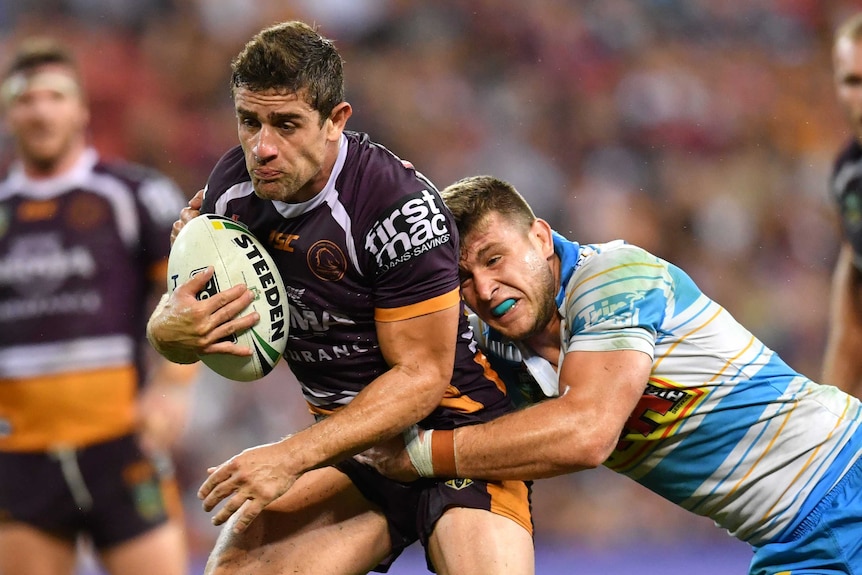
[440, 176, 537, 238]
[3, 37, 80, 81]
[230, 20, 345, 124]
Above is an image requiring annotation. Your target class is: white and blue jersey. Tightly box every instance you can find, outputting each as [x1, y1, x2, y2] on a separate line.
[472, 233, 862, 546]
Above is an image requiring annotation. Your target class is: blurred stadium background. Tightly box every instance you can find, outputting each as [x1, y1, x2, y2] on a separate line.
[3, 0, 861, 573]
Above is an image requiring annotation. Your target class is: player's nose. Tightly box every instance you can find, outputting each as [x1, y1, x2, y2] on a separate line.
[472, 270, 498, 301]
[252, 126, 278, 162]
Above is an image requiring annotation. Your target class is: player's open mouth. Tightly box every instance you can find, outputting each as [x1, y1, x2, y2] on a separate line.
[491, 298, 516, 318]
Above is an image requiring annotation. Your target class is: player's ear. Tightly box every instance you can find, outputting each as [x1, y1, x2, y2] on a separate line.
[326, 102, 352, 137]
[530, 218, 555, 259]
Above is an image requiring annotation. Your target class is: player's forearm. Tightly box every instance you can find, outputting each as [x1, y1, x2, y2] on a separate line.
[279, 364, 449, 475]
[450, 398, 608, 480]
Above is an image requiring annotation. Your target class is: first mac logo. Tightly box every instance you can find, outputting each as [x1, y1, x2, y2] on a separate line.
[364, 189, 450, 271]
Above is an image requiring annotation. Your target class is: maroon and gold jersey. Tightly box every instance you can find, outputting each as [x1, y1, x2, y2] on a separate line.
[0, 148, 185, 451]
[202, 132, 512, 428]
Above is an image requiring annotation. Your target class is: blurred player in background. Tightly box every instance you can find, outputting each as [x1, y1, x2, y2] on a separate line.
[364, 175, 862, 574]
[147, 20, 534, 575]
[0, 38, 197, 575]
[825, 12, 862, 398]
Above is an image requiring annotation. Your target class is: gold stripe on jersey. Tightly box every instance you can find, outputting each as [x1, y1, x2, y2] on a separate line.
[473, 350, 508, 395]
[0, 366, 137, 452]
[306, 403, 336, 417]
[439, 384, 486, 413]
[148, 257, 169, 284]
[374, 288, 460, 322]
[305, 380, 489, 418]
[488, 479, 533, 535]
[757, 393, 858, 524]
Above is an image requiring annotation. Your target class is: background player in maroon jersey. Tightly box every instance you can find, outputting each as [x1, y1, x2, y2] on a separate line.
[824, 12, 862, 399]
[147, 20, 534, 575]
[0, 38, 197, 575]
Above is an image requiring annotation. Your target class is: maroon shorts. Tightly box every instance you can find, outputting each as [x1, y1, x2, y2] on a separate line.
[0, 434, 177, 549]
[336, 457, 532, 573]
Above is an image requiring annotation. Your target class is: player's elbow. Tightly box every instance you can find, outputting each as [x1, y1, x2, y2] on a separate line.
[578, 439, 615, 470]
[556, 429, 618, 471]
[399, 361, 455, 420]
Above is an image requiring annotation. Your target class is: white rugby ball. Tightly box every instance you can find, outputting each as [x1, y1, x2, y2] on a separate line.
[167, 213, 288, 382]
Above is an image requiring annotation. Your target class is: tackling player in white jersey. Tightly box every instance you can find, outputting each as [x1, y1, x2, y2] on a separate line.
[364, 175, 862, 574]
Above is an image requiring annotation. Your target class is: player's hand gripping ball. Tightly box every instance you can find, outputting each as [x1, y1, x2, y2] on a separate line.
[167, 214, 288, 381]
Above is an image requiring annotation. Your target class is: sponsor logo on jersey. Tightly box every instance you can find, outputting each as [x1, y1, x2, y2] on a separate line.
[269, 230, 300, 252]
[607, 377, 708, 472]
[575, 291, 647, 329]
[307, 239, 346, 281]
[363, 189, 451, 272]
[282, 286, 378, 364]
[0, 234, 96, 294]
[17, 199, 58, 222]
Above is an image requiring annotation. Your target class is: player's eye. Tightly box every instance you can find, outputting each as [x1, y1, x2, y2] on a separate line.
[238, 116, 259, 129]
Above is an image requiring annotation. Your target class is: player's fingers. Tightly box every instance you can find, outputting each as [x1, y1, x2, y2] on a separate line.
[189, 189, 205, 209]
[201, 300, 258, 349]
[179, 204, 200, 225]
[198, 462, 232, 501]
[211, 493, 248, 526]
[226, 498, 265, 533]
[205, 285, 256, 322]
[170, 219, 184, 245]
[176, 266, 216, 297]
[200, 338, 254, 357]
[200, 484, 230, 513]
[209, 490, 250, 525]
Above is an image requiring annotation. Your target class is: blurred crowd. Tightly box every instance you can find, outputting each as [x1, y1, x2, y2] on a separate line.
[2, 0, 860, 568]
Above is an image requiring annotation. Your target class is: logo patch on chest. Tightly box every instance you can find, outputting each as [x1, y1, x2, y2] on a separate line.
[307, 240, 346, 281]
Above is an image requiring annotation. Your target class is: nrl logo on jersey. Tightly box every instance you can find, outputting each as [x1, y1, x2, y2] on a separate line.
[363, 189, 451, 272]
[444, 478, 473, 490]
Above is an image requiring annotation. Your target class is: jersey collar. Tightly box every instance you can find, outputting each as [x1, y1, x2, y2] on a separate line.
[552, 231, 580, 308]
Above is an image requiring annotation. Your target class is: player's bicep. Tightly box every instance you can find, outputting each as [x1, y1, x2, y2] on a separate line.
[558, 349, 652, 447]
[376, 303, 459, 385]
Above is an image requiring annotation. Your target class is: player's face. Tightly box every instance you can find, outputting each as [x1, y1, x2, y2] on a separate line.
[3, 68, 89, 172]
[835, 36, 862, 141]
[459, 212, 558, 341]
[234, 87, 351, 203]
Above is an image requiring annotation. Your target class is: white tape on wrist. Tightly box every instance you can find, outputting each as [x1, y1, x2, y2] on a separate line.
[404, 426, 435, 478]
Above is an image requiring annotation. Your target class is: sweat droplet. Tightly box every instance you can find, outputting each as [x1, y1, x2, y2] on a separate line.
[492, 298, 516, 317]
